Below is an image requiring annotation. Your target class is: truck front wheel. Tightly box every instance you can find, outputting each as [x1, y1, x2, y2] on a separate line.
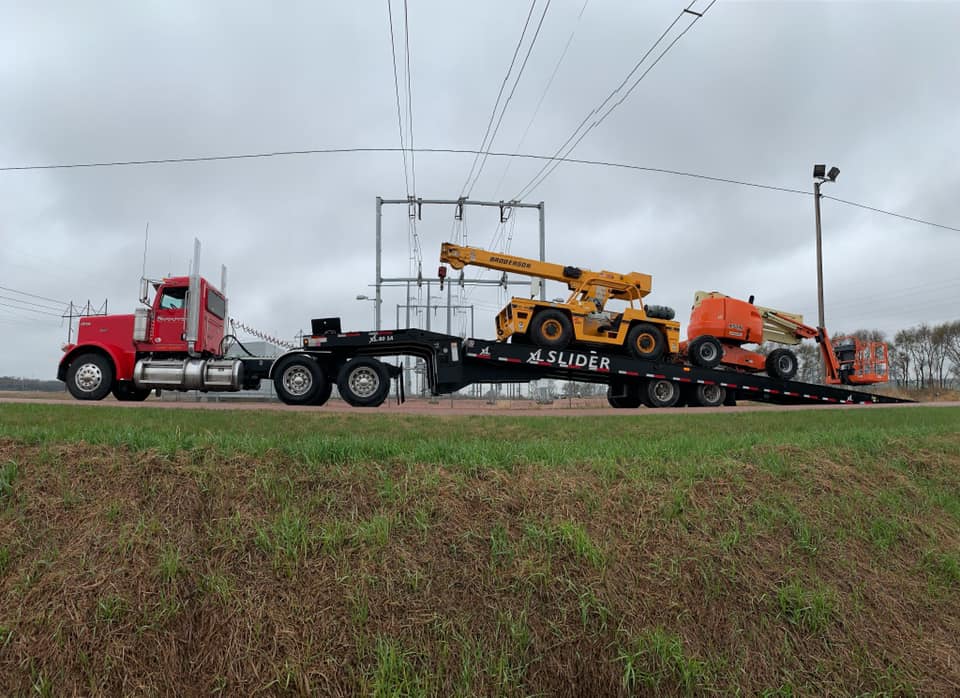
[274, 355, 326, 406]
[66, 353, 114, 401]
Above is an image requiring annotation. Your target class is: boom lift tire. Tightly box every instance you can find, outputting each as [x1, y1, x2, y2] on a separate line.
[530, 309, 573, 349]
[66, 352, 114, 401]
[607, 381, 642, 408]
[687, 335, 723, 368]
[274, 354, 325, 406]
[112, 381, 152, 402]
[765, 348, 799, 380]
[692, 383, 726, 408]
[644, 378, 680, 408]
[627, 323, 666, 361]
[337, 357, 391, 407]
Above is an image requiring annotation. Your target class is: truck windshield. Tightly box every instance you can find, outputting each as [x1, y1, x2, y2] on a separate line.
[159, 287, 187, 310]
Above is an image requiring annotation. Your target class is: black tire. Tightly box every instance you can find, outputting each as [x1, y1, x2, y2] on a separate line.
[310, 380, 333, 407]
[337, 358, 391, 407]
[723, 389, 737, 407]
[606, 382, 642, 408]
[627, 323, 666, 361]
[688, 335, 723, 368]
[644, 378, 680, 408]
[692, 383, 726, 408]
[530, 309, 573, 349]
[65, 352, 114, 401]
[112, 382, 152, 402]
[273, 354, 325, 405]
[766, 348, 799, 380]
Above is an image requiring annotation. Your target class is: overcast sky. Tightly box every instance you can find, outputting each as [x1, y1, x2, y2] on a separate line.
[2, 1, 958, 379]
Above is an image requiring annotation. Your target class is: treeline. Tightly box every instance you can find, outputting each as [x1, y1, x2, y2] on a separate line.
[0, 376, 63, 392]
[787, 322, 960, 389]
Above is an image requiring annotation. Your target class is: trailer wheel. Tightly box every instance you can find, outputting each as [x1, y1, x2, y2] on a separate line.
[766, 348, 798, 380]
[644, 378, 680, 408]
[337, 358, 391, 407]
[310, 380, 333, 407]
[112, 381, 152, 402]
[692, 383, 726, 408]
[66, 352, 114, 401]
[606, 382, 642, 408]
[274, 355, 325, 405]
[627, 323, 665, 361]
[688, 335, 723, 368]
[530, 309, 572, 349]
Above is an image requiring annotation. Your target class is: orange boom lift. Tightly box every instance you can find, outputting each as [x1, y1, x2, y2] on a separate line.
[682, 291, 889, 385]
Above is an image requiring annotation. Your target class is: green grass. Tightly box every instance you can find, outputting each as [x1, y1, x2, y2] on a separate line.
[0, 403, 958, 695]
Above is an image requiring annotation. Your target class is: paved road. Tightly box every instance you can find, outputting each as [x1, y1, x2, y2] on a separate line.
[1, 394, 954, 416]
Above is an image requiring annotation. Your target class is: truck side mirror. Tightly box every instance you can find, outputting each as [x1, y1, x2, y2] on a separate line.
[139, 278, 151, 306]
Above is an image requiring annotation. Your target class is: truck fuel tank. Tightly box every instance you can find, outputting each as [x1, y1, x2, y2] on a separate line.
[133, 358, 243, 391]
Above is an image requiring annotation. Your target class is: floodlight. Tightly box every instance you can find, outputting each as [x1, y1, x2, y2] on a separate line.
[813, 164, 826, 179]
[827, 166, 840, 182]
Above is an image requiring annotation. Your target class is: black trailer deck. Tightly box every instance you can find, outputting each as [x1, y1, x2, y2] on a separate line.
[256, 320, 910, 408]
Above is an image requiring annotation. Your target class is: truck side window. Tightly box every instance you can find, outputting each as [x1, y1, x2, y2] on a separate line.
[159, 287, 187, 310]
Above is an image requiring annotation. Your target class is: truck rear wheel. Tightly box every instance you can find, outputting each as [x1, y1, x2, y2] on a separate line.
[66, 352, 114, 401]
[627, 323, 666, 361]
[337, 358, 391, 407]
[530, 309, 573, 349]
[766, 348, 799, 380]
[274, 355, 326, 405]
[688, 335, 723, 368]
[113, 381, 152, 402]
[644, 378, 680, 408]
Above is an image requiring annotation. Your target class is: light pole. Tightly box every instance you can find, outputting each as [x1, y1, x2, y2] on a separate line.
[812, 164, 839, 381]
[812, 164, 840, 332]
[355, 294, 378, 326]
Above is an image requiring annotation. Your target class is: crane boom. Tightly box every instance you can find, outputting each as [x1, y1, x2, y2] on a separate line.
[439, 242, 653, 300]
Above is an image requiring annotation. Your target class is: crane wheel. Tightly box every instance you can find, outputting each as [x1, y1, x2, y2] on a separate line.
[627, 323, 666, 361]
[66, 352, 114, 401]
[337, 358, 391, 407]
[644, 378, 680, 408]
[688, 335, 723, 368]
[274, 354, 326, 406]
[530, 309, 573, 349]
[766, 348, 799, 380]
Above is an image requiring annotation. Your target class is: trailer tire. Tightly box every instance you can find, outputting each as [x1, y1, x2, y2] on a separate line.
[627, 323, 666, 361]
[692, 383, 726, 408]
[530, 309, 573, 349]
[766, 348, 798, 380]
[112, 382, 152, 402]
[310, 380, 333, 407]
[644, 378, 680, 408]
[66, 352, 114, 401]
[607, 382, 642, 408]
[337, 358, 391, 407]
[688, 335, 723, 368]
[274, 355, 325, 405]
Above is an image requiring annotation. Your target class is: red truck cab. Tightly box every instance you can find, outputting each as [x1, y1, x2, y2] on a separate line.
[58, 275, 227, 400]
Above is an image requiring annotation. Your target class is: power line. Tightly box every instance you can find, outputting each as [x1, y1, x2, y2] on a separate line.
[459, 0, 539, 197]
[403, 0, 416, 198]
[495, 0, 591, 198]
[0, 300, 62, 317]
[514, 0, 717, 200]
[823, 195, 960, 233]
[2, 145, 957, 232]
[386, 0, 411, 198]
[0, 285, 68, 305]
[0, 294, 64, 312]
[464, 0, 553, 196]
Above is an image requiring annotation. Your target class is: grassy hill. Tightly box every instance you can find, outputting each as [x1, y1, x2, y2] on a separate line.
[1, 404, 958, 696]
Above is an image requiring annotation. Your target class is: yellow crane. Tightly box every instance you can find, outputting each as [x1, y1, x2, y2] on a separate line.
[439, 242, 680, 360]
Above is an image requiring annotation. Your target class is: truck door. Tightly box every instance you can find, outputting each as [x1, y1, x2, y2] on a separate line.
[152, 286, 188, 348]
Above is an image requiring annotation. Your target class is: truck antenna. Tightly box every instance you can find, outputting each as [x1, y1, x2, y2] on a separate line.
[140, 222, 150, 280]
